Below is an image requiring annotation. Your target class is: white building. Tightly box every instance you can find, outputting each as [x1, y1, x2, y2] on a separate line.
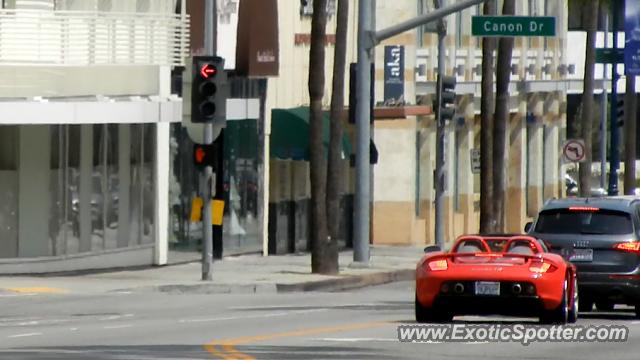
[0, 0, 188, 273]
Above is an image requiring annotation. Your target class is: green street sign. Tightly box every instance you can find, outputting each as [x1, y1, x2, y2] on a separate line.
[472, 16, 556, 37]
[595, 48, 624, 64]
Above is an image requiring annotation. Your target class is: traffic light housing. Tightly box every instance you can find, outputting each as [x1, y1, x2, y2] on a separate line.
[435, 75, 457, 121]
[191, 56, 227, 124]
[616, 98, 624, 127]
[193, 143, 217, 170]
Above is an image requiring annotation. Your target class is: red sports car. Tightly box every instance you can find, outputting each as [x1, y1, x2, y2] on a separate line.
[415, 235, 578, 324]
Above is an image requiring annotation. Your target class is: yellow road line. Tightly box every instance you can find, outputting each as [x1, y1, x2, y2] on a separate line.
[204, 321, 390, 359]
[6, 287, 67, 294]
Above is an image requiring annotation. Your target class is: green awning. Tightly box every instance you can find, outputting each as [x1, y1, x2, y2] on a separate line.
[270, 106, 352, 160]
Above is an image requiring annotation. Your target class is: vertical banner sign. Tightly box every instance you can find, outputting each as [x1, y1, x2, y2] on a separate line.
[384, 45, 404, 103]
[625, 0, 640, 75]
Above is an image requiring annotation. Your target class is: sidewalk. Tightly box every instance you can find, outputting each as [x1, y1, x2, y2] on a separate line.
[0, 246, 423, 295]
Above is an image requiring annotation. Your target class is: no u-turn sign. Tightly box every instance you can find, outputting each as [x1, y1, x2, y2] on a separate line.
[563, 139, 586, 163]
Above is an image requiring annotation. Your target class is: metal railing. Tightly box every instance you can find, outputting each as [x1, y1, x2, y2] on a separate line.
[0, 9, 189, 66]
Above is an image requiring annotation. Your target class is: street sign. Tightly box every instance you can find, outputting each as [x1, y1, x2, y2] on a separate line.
[470, 149, 481, 174]
[595, 48, 624, 64]
[383, 45, 404, 103]
[563, 139, 586, 163]
[625, 0, 640, 75]
[472, 16, 556, 37]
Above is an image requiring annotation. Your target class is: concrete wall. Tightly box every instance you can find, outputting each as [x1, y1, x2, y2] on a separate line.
[372, 117, 425, 246]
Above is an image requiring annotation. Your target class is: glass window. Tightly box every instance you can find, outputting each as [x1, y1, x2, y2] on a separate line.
[50, 125, 66, 256]
[104, 124, 119, 250]
[0, 125, 19, 258]
[142, 123, 156, 244]
[534, 209, 634, 235]
[129, 124, 144, 246]
[92, 124, 106, 251]
[67, 125, 82, 254]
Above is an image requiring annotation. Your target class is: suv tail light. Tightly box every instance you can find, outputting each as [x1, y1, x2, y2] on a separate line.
[613, 242, 640, 254]
[427, 259, 448, 271]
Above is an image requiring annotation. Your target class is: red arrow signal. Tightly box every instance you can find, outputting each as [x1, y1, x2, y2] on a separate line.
[200, 64, 217, 79]
[195, 147, 206, 163]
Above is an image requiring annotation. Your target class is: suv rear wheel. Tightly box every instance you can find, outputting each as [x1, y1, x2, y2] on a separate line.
[579, 298, 594, 312]
[595, 300, 614, 312]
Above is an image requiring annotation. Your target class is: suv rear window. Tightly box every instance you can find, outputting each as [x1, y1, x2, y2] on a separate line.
[534, 208, 633, 235]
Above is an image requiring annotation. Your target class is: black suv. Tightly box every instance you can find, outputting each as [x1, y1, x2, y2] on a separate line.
[527, 197, 640, 317]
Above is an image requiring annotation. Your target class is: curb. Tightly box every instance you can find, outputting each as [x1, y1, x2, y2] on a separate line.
[276, 269, 415, 293]
[125, 269, 415, 295]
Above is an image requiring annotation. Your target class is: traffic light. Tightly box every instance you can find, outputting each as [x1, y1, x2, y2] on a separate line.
[435, 75, 457, 121]
[191, 56, 227, 124]
[616, 98, 624, 127]
[193, 143, 217, 170]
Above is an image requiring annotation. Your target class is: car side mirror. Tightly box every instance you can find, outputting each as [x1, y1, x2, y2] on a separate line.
[524, 222, 533, 233]
[424, 245, 441, 253]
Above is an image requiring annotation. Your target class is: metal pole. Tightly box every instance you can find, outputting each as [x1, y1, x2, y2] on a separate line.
[608, 0, 620, 196]
[600, 12, 608, 189]
[201, 0, 216, 281]
[375, 0, 485, 43]
[434, 0, 446, 249]
[354, 0, 372, 263]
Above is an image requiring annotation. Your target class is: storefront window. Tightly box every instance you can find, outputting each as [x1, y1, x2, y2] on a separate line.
[0, 125, 18, 258]
[142, 123, 156, 244]
[43, 123, 154, 258]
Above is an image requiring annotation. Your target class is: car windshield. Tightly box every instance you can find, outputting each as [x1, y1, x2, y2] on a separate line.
[534, 208, 633, 235]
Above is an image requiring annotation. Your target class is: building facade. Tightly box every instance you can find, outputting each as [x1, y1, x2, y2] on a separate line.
[372, 0, 571, 247]
[0, 0, 188, 273]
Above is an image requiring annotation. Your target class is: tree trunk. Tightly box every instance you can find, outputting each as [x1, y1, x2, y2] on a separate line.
[624, 75, 637, 195]
[479, 0, 496, 234]
[578, 0, 599, 197]
[491, 0, 515, 233]
[325, 0, 348, 273]
[308, 0, 334, 274]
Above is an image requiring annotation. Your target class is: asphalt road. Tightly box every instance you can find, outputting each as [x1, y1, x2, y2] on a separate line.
[1, 281, 639, 359]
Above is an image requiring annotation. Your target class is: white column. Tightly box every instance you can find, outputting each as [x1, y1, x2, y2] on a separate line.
[527, 100, 544, 217]
[543, 95, 562, 201]
[154, 122, 170, 265]
[262, 84, 272, 256]
[458, 99, 475, 233]
[154, 65, 171, 265]
[506, 99, 527, 233]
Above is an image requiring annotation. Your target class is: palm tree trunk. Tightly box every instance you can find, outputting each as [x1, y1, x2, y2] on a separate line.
[492, 0, 515, 232]
[325, 0, 348, 272]
[624, 75, 637, 194]
[308, 0, 334, 274]
[479, 0, 496, 234]
[578, 0, 599, 197]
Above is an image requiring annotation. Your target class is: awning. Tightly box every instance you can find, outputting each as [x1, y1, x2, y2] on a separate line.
[270, 106, 352, 160]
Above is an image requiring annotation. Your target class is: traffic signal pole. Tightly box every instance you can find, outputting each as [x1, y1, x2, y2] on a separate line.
[201, 0, 217, 281]
[352, 0, 485, 262]
[608, 0, 620, 196]
[354, 0, 372, 264]
[434, 0, 446, 250]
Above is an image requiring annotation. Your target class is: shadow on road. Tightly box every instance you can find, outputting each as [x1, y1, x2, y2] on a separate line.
[0, 346, 212, 360]
[0, 345, 399, 360]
